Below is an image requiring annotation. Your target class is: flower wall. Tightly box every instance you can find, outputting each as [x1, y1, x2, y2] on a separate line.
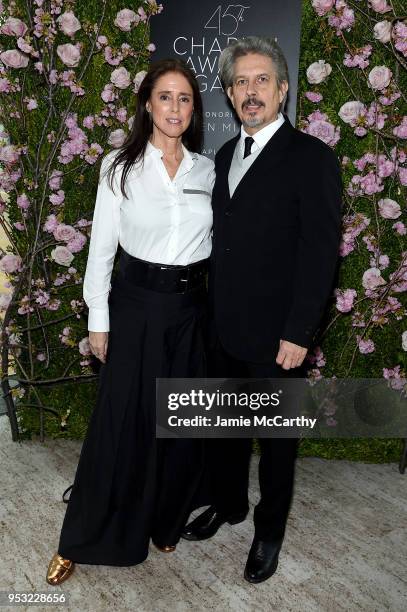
[0, 0, 161, 440]
[0, 0, 405, 461]
[297, 0, 406, 461]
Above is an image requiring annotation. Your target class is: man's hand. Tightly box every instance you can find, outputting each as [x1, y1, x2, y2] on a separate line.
[89, 331, 109, 363]
[276, 339, 307, 370]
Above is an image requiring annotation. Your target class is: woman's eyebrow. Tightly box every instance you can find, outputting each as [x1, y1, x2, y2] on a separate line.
[157, 90, 192, 96]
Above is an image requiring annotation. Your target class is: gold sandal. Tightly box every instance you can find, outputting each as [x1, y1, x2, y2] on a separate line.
[46, 553, 75, 585]
[153, 541, 176, 553]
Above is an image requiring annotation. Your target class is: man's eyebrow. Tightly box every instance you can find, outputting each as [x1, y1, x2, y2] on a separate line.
[234, 73, 271, 79]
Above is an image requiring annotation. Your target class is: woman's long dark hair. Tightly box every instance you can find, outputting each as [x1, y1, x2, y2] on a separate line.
[105, 58, 204, 199]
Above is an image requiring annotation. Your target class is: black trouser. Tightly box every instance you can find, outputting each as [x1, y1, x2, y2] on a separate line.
[206, 336, 304, 542]
[58, 257, 208, 565]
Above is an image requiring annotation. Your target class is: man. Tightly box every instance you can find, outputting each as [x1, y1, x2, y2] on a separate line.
[182, 37, 343, 583]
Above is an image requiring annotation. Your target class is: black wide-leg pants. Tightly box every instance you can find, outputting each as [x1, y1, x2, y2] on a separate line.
[57, 253, 208, 566]
[206, 336, 304, 542]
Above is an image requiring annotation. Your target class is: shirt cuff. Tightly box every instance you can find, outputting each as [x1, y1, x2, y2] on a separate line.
[87, 307, 110, 332]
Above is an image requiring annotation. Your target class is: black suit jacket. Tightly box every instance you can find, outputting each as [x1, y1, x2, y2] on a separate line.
[209, 115, 343, 363]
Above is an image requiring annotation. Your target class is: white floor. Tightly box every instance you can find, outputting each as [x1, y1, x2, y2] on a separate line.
[0, 414, 406, 612]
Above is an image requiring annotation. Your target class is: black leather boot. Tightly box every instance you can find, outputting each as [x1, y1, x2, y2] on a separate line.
[244, 537, 283, 583]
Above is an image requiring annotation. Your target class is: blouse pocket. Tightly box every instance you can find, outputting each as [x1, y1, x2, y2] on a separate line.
[183, 183, 212, 215]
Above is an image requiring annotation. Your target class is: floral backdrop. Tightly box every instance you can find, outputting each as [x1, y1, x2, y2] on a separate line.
[297, 0, 406, 461]
[0, 0, 161, 441]
[0, 0, 405, 461]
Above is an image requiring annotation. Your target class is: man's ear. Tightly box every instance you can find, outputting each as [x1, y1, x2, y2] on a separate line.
[226, 86, 235, 108]
[279, 81, 289, 103]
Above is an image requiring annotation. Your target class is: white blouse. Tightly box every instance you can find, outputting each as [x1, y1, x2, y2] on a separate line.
[83, 142, 215, 332]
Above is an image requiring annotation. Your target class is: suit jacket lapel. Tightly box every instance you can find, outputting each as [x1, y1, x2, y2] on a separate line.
[214, 134, 239, 206]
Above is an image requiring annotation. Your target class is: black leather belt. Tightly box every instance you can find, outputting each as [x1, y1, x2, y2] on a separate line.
[119, 250, 208, 293]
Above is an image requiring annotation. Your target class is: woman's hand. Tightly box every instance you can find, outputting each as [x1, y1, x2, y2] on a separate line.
[89, 331, 109, 363]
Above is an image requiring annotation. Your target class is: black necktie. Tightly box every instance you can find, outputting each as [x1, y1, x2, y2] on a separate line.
[243, 136, 254, 159]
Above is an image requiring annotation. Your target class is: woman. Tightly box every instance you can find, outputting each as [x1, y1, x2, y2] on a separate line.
[46, 58, 214, 584]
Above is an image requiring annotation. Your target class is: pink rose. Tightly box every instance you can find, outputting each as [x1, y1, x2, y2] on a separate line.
[53, 223, 76, 242]
[51, 246, 74, 267]
[43, 214, 59, 233]
[83, 116, 95, 129]
[17, 193, 30, 209]
[110, 66, 131, 89]
[362, 267, 386, 290]
[17, 37, 34, 54]
[57, 11, 81, 37]
[26, 98, 37, 110]
[393, 117, 407, 139]
[373, 20, 392, 43]
[378, 198, 401, 219]
[338, 101, 365, 125]
[306, 60, 332, 85]
[1, 17, 28, 37]
[56, 43, 81, 67]
[357, 337, 375, 354]
[108, 129, 127, 148]
[0, 292, 12, 311]
[0, 49, 29, 69]
[49, 190, 65, 206]
[304, 119, 340, 146]
[116, 107, 127, 123]
[368, 65, 392, 90]
[393, 21, 407, 57]
[67, 231, 87, 253]
[311, 0, 334, 16]
[78, 337, 92, 356]
[84, 143, 103, 165]
[138, 6, 148, 21]
[0, 78, 11, 93]
[368, 0, 391, 14]
[335, 288, 357, 312]
[101, 84, 116, 103]
[114, 9, 139, 31]
[377, 254, 390, 270]
[49, 170, 63, 190]
[0, 144, 20, 164]
[327, 1, 355, 34]
[133, 70, 147, 93]
[0, 253, 22, 273]
[393, 222, 406, 235]
[305, 91, 323, 103]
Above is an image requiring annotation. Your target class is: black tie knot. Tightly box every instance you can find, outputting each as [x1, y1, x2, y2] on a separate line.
[243, 136, 254, 159]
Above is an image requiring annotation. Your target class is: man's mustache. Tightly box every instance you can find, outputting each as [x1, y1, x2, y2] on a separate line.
[242, 98, 264, 110]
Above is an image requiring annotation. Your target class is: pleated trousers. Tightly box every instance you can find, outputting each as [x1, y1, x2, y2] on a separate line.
[57, 250, 208, 565]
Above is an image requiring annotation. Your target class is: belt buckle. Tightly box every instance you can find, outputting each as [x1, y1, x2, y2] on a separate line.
[178, 266, 191, 293]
